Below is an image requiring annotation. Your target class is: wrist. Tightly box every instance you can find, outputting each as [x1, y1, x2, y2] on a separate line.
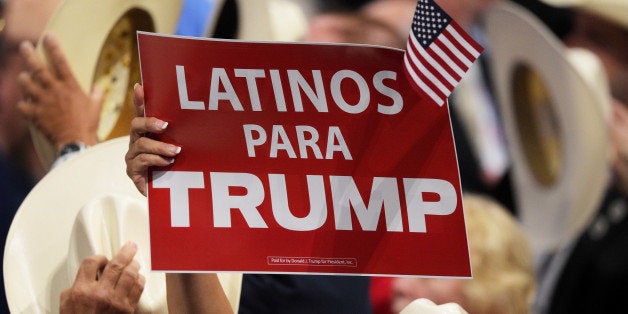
[56, 141, 88, 159]
[54, 131, 98, 151]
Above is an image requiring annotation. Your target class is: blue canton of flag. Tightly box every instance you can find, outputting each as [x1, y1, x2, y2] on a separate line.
[404, 0, 483, 106]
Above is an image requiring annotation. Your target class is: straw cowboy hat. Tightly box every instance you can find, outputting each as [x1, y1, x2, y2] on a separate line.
[485, 1, 611, 256]
[541, 0, 628, 29]
[4, 137, 243, 313]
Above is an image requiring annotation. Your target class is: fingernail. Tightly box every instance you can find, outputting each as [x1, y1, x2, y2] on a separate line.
[134, 83, 140, 91]
[155, 120, 168, 130]
[127, 241, 138, 250]
[169, 158, 175, 164]
[169, 145, 181, 154]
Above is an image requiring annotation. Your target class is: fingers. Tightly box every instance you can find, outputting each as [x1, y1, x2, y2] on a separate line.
[128, 83, 180, 196]
[125, 136, 180, 196]
[19, 40, 55, 88]
[134, 83, 145, 117]
[61, 244, 146, 314]
[130, 117, 169, 143]
[16, 71, 46, 122]
[17, 69, 45, 100]
[128, 274, 146, 308]
[127, 136, 181, 162]
[125, 136, 180, 184]
[105, 243, 145, 311]
[99, 242, 138, 288]
[114, 259, 142, 297]
[42, 34, 75, 81]
[73, 255, 109, 284]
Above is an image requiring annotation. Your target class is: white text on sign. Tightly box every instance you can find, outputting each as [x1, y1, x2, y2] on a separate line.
[152, 171, 457, 233]
[176, 66, 403, 114]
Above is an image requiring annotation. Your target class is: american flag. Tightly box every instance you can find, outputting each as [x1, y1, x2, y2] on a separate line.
[404, 0, 483, 106]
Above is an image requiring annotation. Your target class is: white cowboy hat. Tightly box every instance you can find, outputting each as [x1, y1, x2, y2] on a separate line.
[540, 0, 628, 29]
[4, 137, 243, 313]
[30, 0, 184, 169]
[485, 1, 611, 257]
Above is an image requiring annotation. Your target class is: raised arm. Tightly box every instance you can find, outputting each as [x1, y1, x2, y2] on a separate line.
[126, 84, 232, 313]
[166, 274, 233, 314]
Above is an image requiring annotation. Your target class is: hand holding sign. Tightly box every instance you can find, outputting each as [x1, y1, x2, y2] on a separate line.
[125, 84, 181, 196]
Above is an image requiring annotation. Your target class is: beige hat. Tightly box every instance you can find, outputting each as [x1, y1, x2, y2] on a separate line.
[206, 0, 307, 41]
[486, 1, 611, 256]
[30, 0, 184, 169]
[541, 0, 628, 29]
[4, 137, 242, 313]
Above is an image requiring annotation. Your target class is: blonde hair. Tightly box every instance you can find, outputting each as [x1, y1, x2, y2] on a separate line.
[461, 194, 536, 314]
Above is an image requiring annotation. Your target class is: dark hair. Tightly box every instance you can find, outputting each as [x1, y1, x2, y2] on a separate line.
[211, 0, 239, 39]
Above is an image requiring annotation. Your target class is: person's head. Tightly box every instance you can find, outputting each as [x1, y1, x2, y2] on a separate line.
[564, 10, 628, 105]
[435, 0, 501, 29]
[538, 0, 628, 104]
[391, 194, 535, 313]
[0, 0, 60, 156]
[360, 0, 416, 38]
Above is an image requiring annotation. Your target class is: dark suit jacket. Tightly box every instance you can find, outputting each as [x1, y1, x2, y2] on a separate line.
[549, 186, 628, 313]
[238, 274, 372, 314]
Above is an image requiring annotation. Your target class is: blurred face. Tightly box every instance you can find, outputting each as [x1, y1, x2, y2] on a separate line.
[436, 0, 501, 28]
[305, 12, 405, 48]
[0, 0, 61, 155]
[0, 22, 30, 155]
[390, 277, 466, 313]
[361, 0, 416, 37]
[564, 11, 628, 104]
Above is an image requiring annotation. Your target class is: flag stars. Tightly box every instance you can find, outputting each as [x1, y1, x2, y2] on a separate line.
[411, 0, 453, 47]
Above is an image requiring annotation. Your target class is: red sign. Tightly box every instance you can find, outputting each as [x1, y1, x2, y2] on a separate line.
[138, 32, 470, 277]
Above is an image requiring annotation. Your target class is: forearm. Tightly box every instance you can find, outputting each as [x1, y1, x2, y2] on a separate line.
[166, 273, 233, 314]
